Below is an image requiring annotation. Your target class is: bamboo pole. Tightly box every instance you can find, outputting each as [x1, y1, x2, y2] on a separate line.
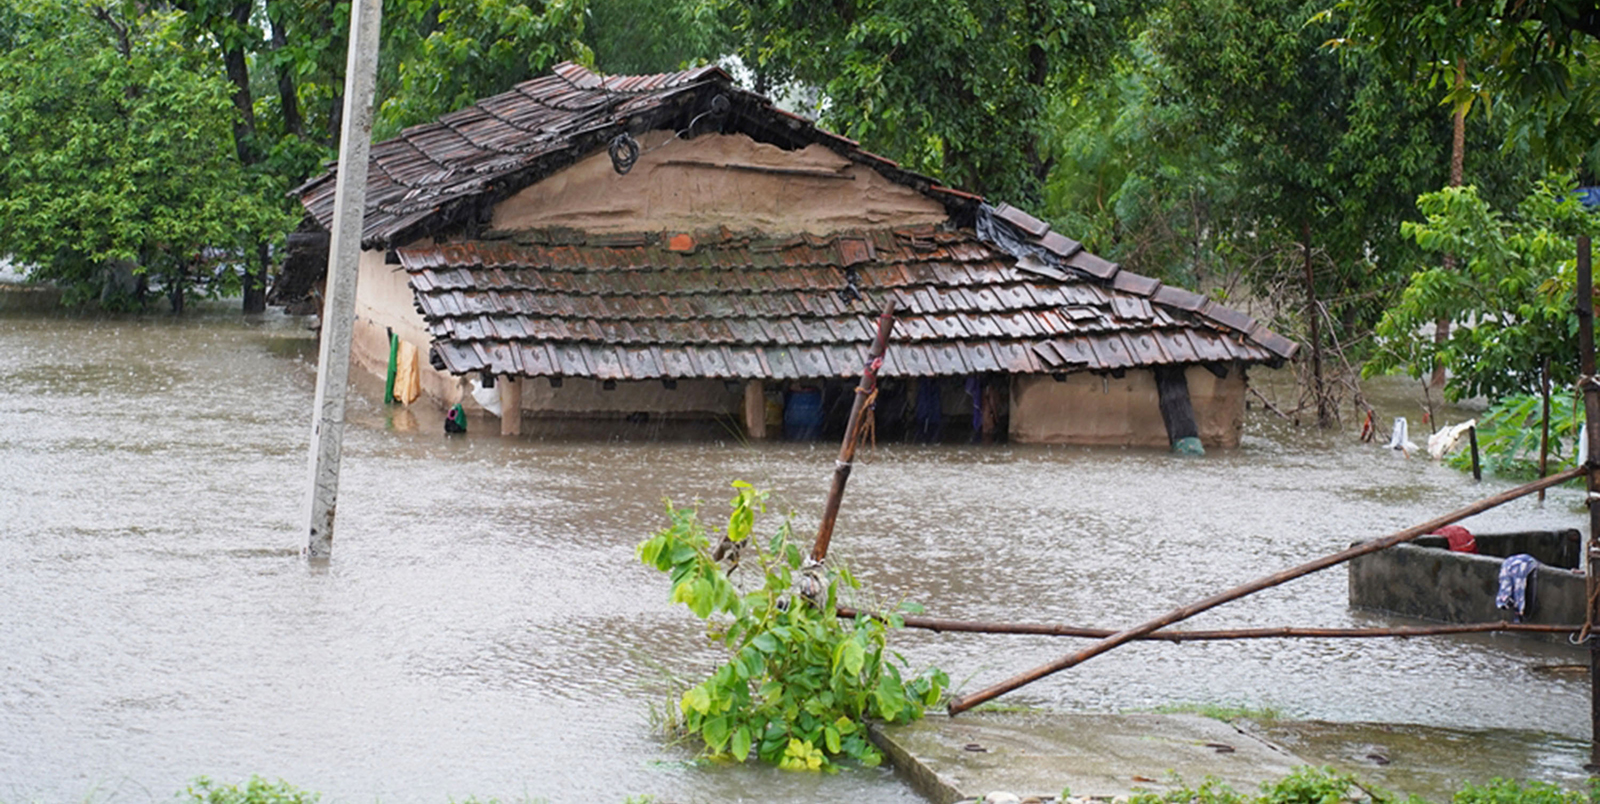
[946, 465, 1586, 715]
[1575, 234, 1600, 768]
[836, 607, 1578, 641]
[810, 299, 898, 563]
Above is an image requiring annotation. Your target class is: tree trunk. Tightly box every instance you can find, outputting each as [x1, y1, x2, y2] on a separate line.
[1432, 58, 1467, 387]
[219, 1, 270, 315]
[222, 2, 257, 165]
[268, 0, 304, 139]
[1302, 222, 1330, 427]
[169, 270, 186, 316]
[243, 241, 269, 314]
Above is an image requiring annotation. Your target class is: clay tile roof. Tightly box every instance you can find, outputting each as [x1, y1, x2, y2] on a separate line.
[403, 214, 1298, 381]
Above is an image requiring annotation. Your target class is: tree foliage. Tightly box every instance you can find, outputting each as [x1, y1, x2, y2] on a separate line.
[375, 0, 591, 138]
[1365, 180, 1600, 401]
[0, 0, 290, 309]
[638, 483, 945, 772]
[719, 0, 1146, 204]
[1336, 0, 1600, 172]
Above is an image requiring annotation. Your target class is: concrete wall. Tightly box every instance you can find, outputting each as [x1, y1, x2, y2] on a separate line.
[1348, 539, 1584, 630]
[1009, 366, 1246, 447]
[490, 131, 950, 235]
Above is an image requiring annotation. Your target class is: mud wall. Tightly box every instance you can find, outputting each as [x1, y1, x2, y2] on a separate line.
[1009, 366, 1247, 448]
[490, 131, 949, 235]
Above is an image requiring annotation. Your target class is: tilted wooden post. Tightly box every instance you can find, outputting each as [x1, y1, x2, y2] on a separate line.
[810, 300, 897, 563]
[1576, 234, 1600, 768]
[301, 0, 383, 562]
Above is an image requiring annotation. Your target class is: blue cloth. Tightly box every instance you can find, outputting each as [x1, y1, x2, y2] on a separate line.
[1495, 554, 1539, 621]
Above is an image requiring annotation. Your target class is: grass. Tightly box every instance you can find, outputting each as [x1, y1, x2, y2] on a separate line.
[1124, 768, 1598, 804]
[1147, 702, 1283, 722]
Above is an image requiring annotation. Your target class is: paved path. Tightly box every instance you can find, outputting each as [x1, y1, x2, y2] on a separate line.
[872, 712, 1306, 803]
[872, 713, 1592, 804]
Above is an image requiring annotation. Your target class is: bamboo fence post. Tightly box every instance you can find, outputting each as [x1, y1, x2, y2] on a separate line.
[946, 465, 1586, 715]
[810, 299, 898, 564]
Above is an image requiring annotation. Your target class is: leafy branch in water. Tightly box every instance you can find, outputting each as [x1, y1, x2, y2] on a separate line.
[1446, 392, 1583, 480]
[637, 482, 946, 772]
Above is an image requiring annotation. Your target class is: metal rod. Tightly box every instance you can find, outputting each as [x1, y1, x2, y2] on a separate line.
[946, 465, 1587, 715]
[836, 607, 1578, 641]
[1576, 233, 1599, 768]
[810, 300, 898, 563]
[301, 0, 384, 562]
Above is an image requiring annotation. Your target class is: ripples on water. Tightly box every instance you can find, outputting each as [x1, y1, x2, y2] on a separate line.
[0, 309, 1587, 802]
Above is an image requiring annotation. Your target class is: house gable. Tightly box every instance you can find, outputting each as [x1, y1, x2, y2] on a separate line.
[489, 131, 949, 235]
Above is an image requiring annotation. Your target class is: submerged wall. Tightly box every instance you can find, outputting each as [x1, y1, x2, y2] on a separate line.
[1009, 366, 1247, 448]
[1348, 537, 1584, 632]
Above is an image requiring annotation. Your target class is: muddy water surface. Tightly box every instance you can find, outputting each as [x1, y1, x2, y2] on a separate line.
[0, 309, 1588, 802]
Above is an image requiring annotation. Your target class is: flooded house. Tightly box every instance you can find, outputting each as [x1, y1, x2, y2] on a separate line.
[287, 62, 1297, 447]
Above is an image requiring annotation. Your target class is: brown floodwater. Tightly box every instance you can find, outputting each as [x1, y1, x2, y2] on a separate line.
[0, 306, 1588, 802]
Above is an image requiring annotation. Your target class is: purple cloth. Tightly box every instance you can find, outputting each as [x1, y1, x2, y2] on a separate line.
[1495, 554, 1538, 621]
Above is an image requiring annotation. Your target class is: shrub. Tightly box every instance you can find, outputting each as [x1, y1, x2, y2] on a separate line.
[638, 482, 946, 771]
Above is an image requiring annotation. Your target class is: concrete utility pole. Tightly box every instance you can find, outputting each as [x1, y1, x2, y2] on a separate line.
[301, 0, 383, 561]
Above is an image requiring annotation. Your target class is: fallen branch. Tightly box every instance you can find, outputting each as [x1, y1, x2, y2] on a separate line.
[1248, 386, 1295, 421]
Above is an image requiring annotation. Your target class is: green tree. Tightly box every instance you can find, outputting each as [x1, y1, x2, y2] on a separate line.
[719, 0, 1146, 205]
[584, 0, 735, 75]
[374, 0, 592, 138]
[1365, 180, 1600, 402]
[1042, 38, 1242, 290]
[1336, 0, 1600, 173]
[1142, 0, 1534, 422]
[0, 0, 290, 311]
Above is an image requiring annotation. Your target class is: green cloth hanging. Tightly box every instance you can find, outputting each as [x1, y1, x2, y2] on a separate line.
[383, 331, 398, 405]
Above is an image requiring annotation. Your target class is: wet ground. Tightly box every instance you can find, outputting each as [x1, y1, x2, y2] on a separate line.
[0, 306, 1590, 802]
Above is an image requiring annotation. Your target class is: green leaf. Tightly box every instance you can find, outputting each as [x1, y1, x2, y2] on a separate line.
[731, 725, 753, 761]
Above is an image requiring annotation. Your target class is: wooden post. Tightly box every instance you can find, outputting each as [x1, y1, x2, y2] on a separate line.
[499, 375, 521, 436]
[301, 0, 383, 562]
[1576, 234, 1600, 769]
[1155, 365, 1203, 455]
[1540, 359, 1552, 503]
[811, 300, 897, 563]
[1468, 425, 1481, 482]
[946, 465, 1585, 714]
[743, 379, 766, 440]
